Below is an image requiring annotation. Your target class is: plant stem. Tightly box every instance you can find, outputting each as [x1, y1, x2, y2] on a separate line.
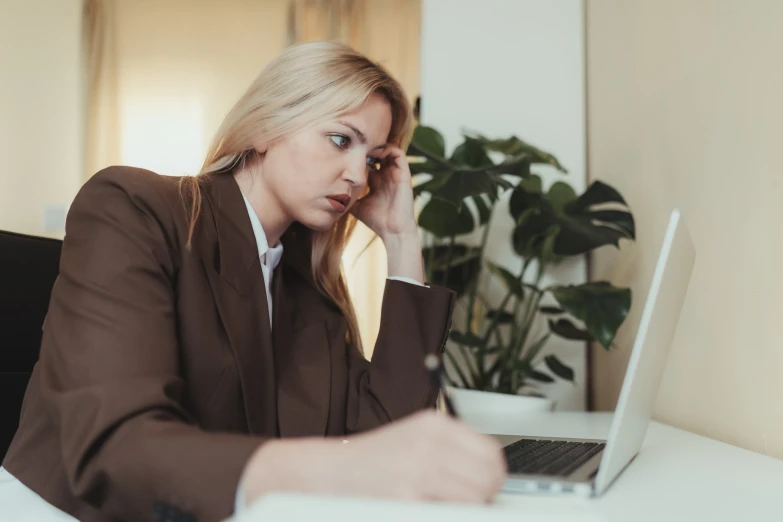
[458, 342, 482, 387]
[481, 288, 514, 346]
[426, 232, 436, 283]
[443, 347, 471, 388]
[493, 323, 505, 348]
[444, 232, 456, 289]
[508, 258, 533, 349]
[498, 258, 542, 389]
[515, 262, 547, 361]
[466, 213, 494, 386]
[484, 327, 507, 379]
[474, 285, 515, 391]
[466, 214, 493, 332]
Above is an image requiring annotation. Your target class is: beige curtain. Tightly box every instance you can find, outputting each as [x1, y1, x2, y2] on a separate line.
[289, 0, 421, 357]
[289, 0, 364, 47]
[82, 0, 292, 180]
[288, 0, 420, 98]
[82, 0, 120, 181]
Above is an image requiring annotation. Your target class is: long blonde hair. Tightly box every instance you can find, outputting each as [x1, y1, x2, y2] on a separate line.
[180, 41, 413, 353]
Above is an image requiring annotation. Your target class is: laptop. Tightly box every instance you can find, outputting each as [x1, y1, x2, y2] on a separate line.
[497, 208, 695, 497]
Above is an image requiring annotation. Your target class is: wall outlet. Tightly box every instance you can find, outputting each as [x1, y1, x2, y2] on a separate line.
[43, 204, 67, 233]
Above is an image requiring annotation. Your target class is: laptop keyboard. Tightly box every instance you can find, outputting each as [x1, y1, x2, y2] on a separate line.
[504, 439, 606, 477]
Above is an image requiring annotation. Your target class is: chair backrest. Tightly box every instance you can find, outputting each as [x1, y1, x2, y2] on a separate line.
[0, 230, 62, 460]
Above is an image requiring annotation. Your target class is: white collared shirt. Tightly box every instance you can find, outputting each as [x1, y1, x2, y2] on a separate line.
[240, 193, 283, 328]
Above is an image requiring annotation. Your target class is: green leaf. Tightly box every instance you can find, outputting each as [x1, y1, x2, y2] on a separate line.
[509, 183, 545, 220]
[549, 282, 631, 349]
[587, 209, 636, 238]
[486, 154, 531, 177]
[468, 133, 567, 173]
[547, 182, 577, 213]
[450, 137, 493, 168]
[485, 261, 524, 297]
[485, 310, 515, 323]
[528, 370, 555, 383]
[408, 125, 446, 159]
[518, 174, 543, 194]
[550, 218, 631, 256]
[551, 181, 636, 255]
[509, 187, 551, 259]
[544, 355, 574, 382]
[489, 173, 514, 193]
[417, 198, 474, 237]
[449, 330, 484, 347]
[511, 215, 550, 260]
[421, 244, 481, 296]
[548, 318, 593, 341]
[472, 194, 492, 225]
[510, 179, 635, 258]
[412, 172, 450, 197]
[565, 180, 627, 212]
[429, 171, 503, 205]
[521, 333, 550, 366]
[539, 225, 561, 265]
[409, 160, 452, 176]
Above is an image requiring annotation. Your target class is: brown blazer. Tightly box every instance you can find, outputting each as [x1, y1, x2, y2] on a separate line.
[3, 166, 455, 522]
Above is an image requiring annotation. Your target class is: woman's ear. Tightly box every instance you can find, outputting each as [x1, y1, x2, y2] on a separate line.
[253, 143, 268, 155]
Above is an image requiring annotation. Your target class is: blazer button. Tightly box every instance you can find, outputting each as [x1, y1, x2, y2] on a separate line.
[153, 501, 192, 522]
[152, 501, 167, 520]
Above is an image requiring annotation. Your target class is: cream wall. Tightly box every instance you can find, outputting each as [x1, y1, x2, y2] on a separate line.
[587, 0, 783, 459]
[0, 0, 84, 238]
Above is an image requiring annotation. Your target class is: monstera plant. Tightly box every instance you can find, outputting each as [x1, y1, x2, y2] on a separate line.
[407, 125, 636, 396]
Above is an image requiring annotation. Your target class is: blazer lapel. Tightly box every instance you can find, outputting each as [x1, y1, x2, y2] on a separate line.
[199, 173, 277, 435]
[272, 259, 335, 438]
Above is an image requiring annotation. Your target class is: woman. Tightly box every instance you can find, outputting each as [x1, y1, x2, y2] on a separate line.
[1, 42, 506, 522]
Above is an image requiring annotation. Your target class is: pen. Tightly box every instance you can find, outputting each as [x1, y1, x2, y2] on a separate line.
[424, 354, 459, 417]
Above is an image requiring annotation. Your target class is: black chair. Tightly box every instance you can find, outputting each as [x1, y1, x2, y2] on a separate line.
[0, 230, 62, 461]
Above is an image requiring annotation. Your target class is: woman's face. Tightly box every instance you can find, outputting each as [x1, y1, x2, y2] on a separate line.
[257, 93, 393, 232]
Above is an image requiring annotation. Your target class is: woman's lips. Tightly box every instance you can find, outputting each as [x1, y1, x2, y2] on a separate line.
[326, 195, 350, 213]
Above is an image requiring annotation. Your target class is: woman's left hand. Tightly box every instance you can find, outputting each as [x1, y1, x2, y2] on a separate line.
[350, 145, 418, 241]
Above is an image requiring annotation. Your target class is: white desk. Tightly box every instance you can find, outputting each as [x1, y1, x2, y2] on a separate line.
[231, 413, 783, 522]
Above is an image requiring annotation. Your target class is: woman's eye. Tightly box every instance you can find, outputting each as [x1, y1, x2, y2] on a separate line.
[329, 135, 350, 148]
[366, 157, 382, 171]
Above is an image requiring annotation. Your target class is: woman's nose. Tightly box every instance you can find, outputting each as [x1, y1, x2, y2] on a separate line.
[342, 160, 367, 188]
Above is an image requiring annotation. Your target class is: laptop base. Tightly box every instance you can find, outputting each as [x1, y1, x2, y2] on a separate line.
[497, 434, 606, 498]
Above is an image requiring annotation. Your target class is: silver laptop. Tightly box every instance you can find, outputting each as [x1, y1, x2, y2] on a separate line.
[497, 208, 695, 497]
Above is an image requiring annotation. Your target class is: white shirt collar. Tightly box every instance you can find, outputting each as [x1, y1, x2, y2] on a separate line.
[240, 192, 283, 270]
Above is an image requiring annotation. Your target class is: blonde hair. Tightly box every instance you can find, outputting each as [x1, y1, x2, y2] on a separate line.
[180, 41, 413, 353]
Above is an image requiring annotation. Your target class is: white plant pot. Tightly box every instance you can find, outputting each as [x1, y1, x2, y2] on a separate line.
[446, 387, 554, 432]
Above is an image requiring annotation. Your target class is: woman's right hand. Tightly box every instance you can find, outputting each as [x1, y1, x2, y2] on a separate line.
[241, 410, 508, 505]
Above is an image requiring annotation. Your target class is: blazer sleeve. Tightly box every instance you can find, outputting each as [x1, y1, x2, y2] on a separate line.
[345, 279, 456, 433]
[38, 168, 265, 522]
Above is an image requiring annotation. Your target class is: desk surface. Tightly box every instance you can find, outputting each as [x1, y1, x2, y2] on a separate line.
[232, 413, 783, 522]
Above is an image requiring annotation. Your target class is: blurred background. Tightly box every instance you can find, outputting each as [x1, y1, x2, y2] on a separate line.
[1, 0, 781, 461]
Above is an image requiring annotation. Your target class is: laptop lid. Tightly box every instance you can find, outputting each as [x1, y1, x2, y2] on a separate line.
[593, 209, 696, 494]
